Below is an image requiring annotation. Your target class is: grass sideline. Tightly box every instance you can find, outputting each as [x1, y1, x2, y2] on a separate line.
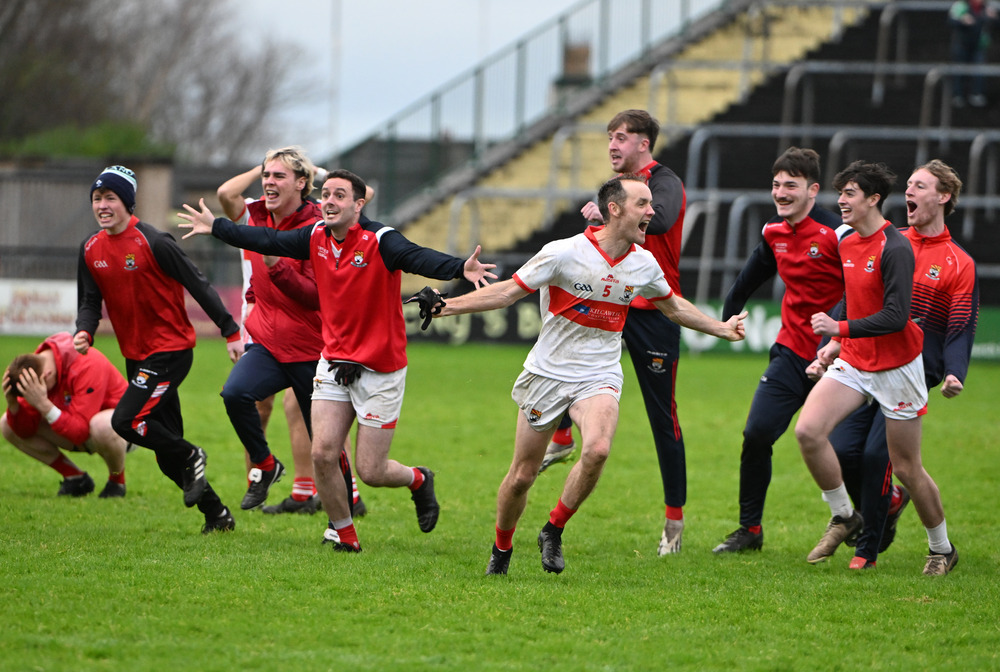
[1, 335, 998, 671]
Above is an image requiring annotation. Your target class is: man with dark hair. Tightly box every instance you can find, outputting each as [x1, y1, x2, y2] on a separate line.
[76, 165, 241, 534]
[795, 160, 958, 576]
[432, 175, 745, 575]
[2, 332, 129, 497]
[179, 169, 497, 552]
[816, 159, 978, 571]
[215, 147, 362, 516]
[544, 108, 693, 556]
[713, 147, 849, 554]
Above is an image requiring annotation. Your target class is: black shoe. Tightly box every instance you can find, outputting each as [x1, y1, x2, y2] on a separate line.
[879, 485, 911, 553]
[202, 507, 236, 534]
[486, 544, 512, 575]
[410, 467, 439, 532]
[353, 496, 367, 518]
[241, 458, 285, 510]
[713, 526, 764, 553]
[182, 447, 208, 508]
[57, 473, 95, 497]
[538, 522, 565, 574]
[322, 525, 361, 552]
[98, 480, 126, 498]
[261, 493, 320, 515]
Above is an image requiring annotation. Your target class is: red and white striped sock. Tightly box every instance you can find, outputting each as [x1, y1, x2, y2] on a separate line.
[291, 477, 316, 502]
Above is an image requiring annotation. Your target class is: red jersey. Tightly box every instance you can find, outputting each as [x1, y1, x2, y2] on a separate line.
[904, 225, 978, 387]
[77, 217, 239, 361]
[240, 200, 324, 362]
[837, 222, 923, 371]
[630, 161, 685, 308]
[723, 205, 846, 360]
[5, 332, 126, 446]
[211, 217, 467, 373]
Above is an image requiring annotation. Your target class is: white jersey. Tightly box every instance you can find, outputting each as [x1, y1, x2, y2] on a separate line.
[513, 226, 672, 384]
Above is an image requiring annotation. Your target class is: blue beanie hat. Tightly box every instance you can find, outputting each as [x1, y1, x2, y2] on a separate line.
[91, 165, 138, 213]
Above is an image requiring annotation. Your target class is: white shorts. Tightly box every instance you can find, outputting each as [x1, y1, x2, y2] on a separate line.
[312, 360, 407, 429]
[823, 355, 928, 421]
[511, 369, 622, 432]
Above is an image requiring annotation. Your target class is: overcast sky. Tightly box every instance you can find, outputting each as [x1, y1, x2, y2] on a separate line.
[238, 0, 580, 161]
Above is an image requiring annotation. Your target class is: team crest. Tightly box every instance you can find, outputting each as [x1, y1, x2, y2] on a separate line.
[864, 255, 876, 272]
[132, 370, 150, 389]
[351, 250, 368, 268]
[648, 357, 664, 373]
[925, 264, 941, 280]
[807, 242, 821, 258]
[620, 285, 635, 302]
[528, 408, 542, 424]
[124, 253, 137, 271]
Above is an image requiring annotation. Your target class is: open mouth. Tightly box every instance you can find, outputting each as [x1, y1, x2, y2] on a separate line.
[906, 200, 917, 214]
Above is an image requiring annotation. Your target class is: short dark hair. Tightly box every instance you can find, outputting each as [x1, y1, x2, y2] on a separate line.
[773, 146, 821, 185]
[832, 160, 896, 212]
[597, 174, 645, 221]
[7, 353, 42, 396]
[323, 169, 367, 202]
[916, 159, 963, 217]
[607, 109, 660, 153]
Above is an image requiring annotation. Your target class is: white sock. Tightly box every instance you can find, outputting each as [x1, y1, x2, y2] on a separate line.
[926, 519, 951, 554]
[821, 484, 853, 519]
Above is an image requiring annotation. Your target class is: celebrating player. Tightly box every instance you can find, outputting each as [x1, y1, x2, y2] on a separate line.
[76, 165, 241, 534]
[712, 147, 849, 554]
[428, 175, 745, 576]
[179, 169, 496, 552]
[795, 160, 958, 575]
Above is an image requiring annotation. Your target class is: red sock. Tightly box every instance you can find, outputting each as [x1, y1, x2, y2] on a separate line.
[666, 505, 683, 521]
[748, 525, 762, 534]
[335, 522, 359, 547]
[254, 454, 276, 471]
[408, 467, 425, 491]
[109, 470, 125, 485]
[291, 477, 315, 502]
[548, 499, 577, 528]
[551, 425, 573, 446]
[495, 525, 515, 551]
[50, 455, 84, 478]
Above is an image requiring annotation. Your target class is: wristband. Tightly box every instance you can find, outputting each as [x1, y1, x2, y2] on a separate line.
[44, 406, 62, 425]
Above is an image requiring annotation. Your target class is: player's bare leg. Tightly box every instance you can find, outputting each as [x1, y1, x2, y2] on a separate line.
[496, 412, 552, 531]
[886, 417, 943, 527]
[560, 395, 619, 509]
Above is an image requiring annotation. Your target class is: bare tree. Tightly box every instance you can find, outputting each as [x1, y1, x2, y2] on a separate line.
[0, 0, 309, 163]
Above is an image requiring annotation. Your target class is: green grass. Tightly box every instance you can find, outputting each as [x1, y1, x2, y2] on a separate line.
[1, 335, 998, 671]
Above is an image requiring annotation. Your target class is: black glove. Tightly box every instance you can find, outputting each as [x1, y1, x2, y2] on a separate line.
[404, 286, 448, 330]
[328, 361, 363, 386]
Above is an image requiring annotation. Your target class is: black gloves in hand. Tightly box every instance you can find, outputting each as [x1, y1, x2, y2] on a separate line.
[404, 286, 448, 330]
[328, 361, 363, 386]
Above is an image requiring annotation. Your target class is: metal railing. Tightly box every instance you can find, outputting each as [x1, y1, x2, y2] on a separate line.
[334, 0, 730, 220]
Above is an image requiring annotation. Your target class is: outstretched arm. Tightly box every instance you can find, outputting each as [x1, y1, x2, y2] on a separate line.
[462, 245, 498, 287]
[177, 198, 216, 239]
[437, 279, 529, 317]
[654, 295, 746, 341]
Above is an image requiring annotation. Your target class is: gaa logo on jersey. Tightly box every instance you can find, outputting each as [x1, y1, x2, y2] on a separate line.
[620, 285, 635, 302]
[351, 250, 367, 268]
[925, 264, 942, 281]
[864, 255, 876, 273]
[124, 253, 137, 271]
[808, 241, 822, 258]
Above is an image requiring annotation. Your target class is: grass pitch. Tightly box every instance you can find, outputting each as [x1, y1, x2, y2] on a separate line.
[1, 335, 998, 671]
